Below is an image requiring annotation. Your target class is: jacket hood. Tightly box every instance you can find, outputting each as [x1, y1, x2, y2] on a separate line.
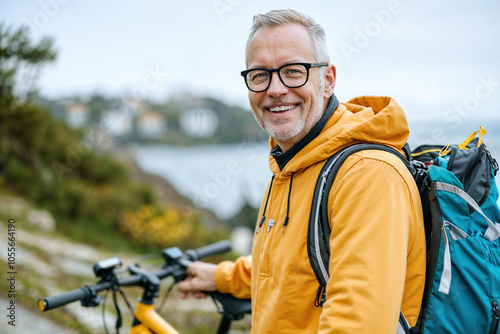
[268, 95, 410, 175]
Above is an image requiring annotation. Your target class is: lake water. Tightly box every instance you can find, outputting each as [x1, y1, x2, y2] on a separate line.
[132, 142, 272, 219]
[132, 120, 500, 219]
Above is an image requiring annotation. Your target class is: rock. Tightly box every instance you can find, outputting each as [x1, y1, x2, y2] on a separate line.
[27, 209, 56, 231]
[0, 195, 27, 216]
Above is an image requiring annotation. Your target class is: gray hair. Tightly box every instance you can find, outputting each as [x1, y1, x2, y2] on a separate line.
[245, 9, 330, 66]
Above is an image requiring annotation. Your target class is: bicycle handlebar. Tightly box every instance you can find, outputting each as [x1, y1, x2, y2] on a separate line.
[184, 239, 231, 261]
[38, 240, 232, 312]
[39, 281, 113, 311]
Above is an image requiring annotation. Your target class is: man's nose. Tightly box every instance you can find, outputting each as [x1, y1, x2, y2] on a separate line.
[267, 72, 288, 97]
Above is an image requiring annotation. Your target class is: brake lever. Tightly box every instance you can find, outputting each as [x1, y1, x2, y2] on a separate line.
[171, 258, 192, 282]
[162, 246, 195, 282]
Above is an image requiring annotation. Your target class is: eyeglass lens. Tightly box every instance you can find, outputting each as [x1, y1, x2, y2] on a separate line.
[246, 64, 309, 92]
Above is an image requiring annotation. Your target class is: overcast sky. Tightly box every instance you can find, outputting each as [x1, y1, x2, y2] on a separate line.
[1, 0, 500, 122]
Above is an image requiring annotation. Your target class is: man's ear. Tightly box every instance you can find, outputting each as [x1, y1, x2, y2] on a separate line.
[323, 64, 336, 98]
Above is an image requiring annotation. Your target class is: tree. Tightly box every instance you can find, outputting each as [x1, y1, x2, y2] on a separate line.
[0, 23, 56, 109]
[0, 23, 57, 175]
[0, 23, 229, 252]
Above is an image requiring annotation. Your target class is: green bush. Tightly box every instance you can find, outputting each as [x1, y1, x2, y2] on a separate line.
[0, 102, 227, 252]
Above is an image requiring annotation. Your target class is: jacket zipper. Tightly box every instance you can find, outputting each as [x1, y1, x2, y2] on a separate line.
[490, 300, 499, 334]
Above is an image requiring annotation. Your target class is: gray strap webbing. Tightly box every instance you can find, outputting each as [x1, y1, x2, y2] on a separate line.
[314, 176, 330, 283]
[435, 182, 500, 241]
[439, 223, 452, 294]
[397, 312, 410, 333]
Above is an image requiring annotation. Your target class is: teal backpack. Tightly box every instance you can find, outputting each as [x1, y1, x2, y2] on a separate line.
[307, 127, 500, 333]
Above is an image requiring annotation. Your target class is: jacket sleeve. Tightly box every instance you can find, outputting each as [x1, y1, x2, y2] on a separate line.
[214, 255, 252, 299]
[318, 152, 424, 333]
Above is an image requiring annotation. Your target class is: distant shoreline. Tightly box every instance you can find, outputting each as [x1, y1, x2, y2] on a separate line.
[107, 144, 228, 229]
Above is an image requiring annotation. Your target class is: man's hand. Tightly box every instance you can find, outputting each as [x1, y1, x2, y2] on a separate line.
[177, 261, 217, 299]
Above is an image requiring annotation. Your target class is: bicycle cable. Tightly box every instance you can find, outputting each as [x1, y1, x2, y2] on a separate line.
[112, 288, 122, 333]
[111, 284, 135, 334]
[117, 288, 134, 316]
[100, 281, 135, 334]
[101, 289, 110, 334]
[156, 280, 175, 313]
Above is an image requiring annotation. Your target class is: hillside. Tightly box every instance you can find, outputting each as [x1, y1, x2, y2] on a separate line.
[0, 193, 250, 333]
[0, 22, 253, 333]
[37, 92, 268, 146]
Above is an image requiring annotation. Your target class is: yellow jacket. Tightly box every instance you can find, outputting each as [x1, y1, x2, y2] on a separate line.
[215, 96, 426, 333]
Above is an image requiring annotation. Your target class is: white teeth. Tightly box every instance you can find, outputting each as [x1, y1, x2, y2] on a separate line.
[269, 105, 295, 112]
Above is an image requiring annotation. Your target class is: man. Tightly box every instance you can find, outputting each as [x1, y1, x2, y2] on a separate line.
[178, 9, 426, 333]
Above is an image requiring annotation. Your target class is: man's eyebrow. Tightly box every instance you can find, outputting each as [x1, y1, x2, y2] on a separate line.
[246, 60, 309, 70]
[246, 65, 267, 70]
[282, 59, 307, 65]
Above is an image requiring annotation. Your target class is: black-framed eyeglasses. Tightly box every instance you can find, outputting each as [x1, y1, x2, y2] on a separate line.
[240, 62, 327, 93]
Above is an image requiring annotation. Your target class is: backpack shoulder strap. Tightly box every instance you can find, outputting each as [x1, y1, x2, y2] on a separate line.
[307, 143, 411, 307]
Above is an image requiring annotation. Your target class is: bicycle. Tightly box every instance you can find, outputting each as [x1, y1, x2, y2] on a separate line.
[38, 240, 251, 334]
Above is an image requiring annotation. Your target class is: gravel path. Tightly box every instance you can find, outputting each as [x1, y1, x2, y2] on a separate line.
[0, 297, 76, 334]
[0, 220, 219, 333]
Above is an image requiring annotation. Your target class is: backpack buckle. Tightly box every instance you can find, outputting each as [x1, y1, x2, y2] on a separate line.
[314, 285, 326, 307]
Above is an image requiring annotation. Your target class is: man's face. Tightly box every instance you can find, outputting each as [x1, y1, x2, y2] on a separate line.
[246, 23, 334, 151]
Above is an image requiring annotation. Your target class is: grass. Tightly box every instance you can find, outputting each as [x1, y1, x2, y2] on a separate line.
[0, 201, 250, 334]
[0, 256, 93, 334]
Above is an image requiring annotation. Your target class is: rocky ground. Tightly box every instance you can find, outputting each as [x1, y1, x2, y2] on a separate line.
[0, 144, 252, 333]
[0, 194, 250, 333]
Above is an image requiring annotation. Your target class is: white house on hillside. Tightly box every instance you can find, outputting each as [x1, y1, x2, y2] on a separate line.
[100, 109, 133, 137]
[180, 108, 218, 139]
[65, 103, 89, 128]
[137, 111, 166, 138]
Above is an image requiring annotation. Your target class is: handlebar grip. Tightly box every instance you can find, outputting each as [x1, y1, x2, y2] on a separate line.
[186, 240, 232, 261]
[38, 287, 87, 311]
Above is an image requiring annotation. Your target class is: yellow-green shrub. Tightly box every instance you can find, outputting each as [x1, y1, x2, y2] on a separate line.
[119, 204, 205, 248]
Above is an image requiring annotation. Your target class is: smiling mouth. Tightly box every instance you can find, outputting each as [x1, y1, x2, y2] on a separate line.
[268, 104, 298, 113]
